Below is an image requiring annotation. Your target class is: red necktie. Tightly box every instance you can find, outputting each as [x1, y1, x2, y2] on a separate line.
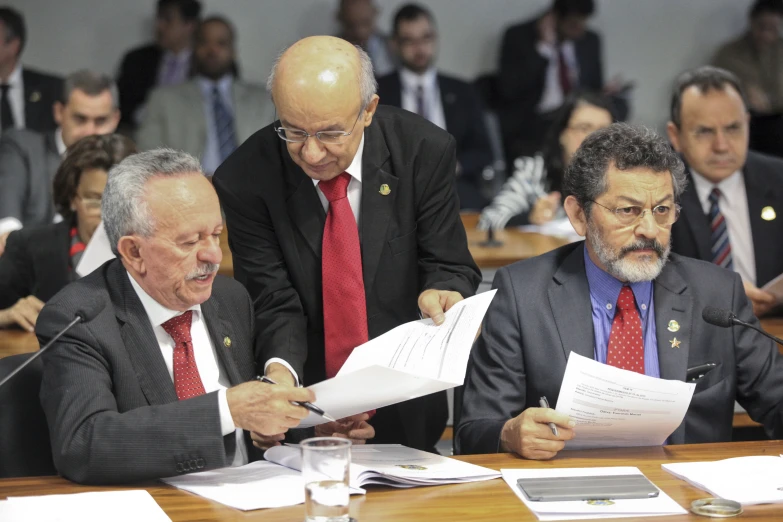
[161, 310, 206, 400]
[319, 172, 369, 378]
[558, 45, 572, 95]
[606, 286, 645, 374]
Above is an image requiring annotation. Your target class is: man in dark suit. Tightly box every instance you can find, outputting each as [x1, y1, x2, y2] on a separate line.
[457, 123, 783, 458]
[37, 149, 317, 484]
[667, 66, 783, 317]
[116, 0, 201, 130]
[0, 7, 62, 135]
[376, 3, 492, 209]
[213, 36, 481, 453]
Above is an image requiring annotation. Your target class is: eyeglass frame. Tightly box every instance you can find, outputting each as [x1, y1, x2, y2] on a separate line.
[273, 106, 365, 144]
[588, 199, 682, 227]
[74, 194, 103, 211]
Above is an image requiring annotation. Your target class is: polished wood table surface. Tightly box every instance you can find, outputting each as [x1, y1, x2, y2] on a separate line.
[2, 441, 782, 521]
[0, 329, 38, 359]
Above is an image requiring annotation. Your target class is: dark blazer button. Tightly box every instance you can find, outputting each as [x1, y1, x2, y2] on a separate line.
[196, 458, 205, 469]
[176, 463, 184, 473]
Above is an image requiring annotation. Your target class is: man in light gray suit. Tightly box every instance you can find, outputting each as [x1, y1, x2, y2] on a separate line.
[37, 149, 316, 484]
[0, 70, 120, 253]
[137, 16, 270, 174]
[457, 123, 783, 459]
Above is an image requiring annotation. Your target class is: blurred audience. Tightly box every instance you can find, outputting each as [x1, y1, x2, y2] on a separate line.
[667, 66, 783, 317]
[137, 16, 269, 175]
[116, 0, 202, 130]
[0, 70, 120, 249]
[0, 133, 136, 331]
[377, 3, 492, 209]
[0, 7, 62, 135]
[337, 0, 396, 77]
[479, 91, 613, 230]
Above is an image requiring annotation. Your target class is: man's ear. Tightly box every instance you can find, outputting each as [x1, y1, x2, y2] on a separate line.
[117, 235, 145, 275]
[666, 121, 681, 153]
[564, 195, 587, 237]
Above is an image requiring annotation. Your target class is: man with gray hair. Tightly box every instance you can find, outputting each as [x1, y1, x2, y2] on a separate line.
[457, 123, 783, 458]
[0, 69, 121, 254]
[213, 35, 480, 453]
[36, 148, 315, 484]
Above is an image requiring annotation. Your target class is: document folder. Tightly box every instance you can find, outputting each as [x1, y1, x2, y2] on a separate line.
[516, 474, 660, 502]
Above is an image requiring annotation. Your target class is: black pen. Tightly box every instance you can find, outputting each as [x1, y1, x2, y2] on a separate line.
[539, 396, 559, 437]
[256, 375, 336, 422]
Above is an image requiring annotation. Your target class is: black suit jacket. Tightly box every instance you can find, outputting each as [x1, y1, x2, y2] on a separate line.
[116, 44, 164, 128]
[0, 220, 70, 310]
[376, 71, 493, 209]
[457, 242, 783, 454]
[213, 105, 481, 451]
[37, 259, 263, 484]
[671, 151, 783, 287]
[21, 68, 63, 134]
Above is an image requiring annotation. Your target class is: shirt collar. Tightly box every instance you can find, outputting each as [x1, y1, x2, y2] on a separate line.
[7, 63, 22, 86]
[312, 132, 364, 187]
[126, 271, 201, 327]
[690, 168, 743, 207]
[55, 127, 67, 156]
[399, 67, 438, 91]
[197, 74, 233, 95]
[163, 48, 192, 62]
[583, 244, 653, 318]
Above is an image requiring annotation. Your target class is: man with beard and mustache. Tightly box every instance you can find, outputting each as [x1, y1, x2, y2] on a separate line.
[137, 16, 270, 175]
[456, 123, 783, 459]
[376, 3, 492, 209]
[36, 149, 316, 484]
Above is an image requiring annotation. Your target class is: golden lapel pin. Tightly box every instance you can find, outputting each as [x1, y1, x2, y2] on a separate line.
[670, 338, 681, 349]
[223, 336, 231, 348]
[379, 184, 391, 196]
[667, 320, 680, 332]
[761, 206, 776, 221]
[29, 91, 41, 103]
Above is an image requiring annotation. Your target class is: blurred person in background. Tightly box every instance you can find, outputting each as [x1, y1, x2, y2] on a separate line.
[337, 0, 396, 77]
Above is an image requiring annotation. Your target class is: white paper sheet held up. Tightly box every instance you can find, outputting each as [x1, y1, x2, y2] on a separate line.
[555, 353, 696, 450]
[75, 221, 115, 277]
[502, 467, 687, 521]
[1, 490, 170, 522]
[762, 272, 783, 302]
[300, 290, 496, 427]
[518, 217, 582, 242]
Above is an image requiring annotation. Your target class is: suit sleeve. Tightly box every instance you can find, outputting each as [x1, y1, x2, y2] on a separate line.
[455, 85, 494, 183]
[135, 88, 167, 152]
[37, 304, 231, 484]
[0, 136, 28, 222]
[496, 25, 548, 104]
[0, 230, 34, 309]
[416, 134, 481, 297]
[456, 266, 526, 454]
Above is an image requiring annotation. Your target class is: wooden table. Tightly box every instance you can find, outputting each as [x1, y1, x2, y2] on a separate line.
[2, 441, 782, 521]
[0, 330, 38, 359]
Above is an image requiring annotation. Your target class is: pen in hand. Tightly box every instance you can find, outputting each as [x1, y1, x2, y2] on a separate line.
[539, 396, 558, 437]
[256, 375, 337, 422]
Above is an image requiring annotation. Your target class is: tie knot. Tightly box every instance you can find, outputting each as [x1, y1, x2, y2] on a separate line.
[617, 286, 637, 311]
[319, 172, 351, 203]
[709, 188, 722, 204]
[161, 310, 193, 345]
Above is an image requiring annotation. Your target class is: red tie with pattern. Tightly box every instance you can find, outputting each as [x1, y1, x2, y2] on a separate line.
[319, 172, 369, 378]
[161, 310, 206, 400]
[606, 286, 645, 374]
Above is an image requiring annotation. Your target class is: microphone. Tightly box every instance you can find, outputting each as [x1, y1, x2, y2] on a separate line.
[702, 306, 783, 345]
[0, 299, 104, 389]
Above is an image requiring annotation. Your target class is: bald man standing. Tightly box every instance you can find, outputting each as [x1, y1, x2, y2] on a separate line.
[213, 36, 480, 452]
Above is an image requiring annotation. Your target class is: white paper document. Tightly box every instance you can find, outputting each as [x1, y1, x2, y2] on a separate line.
[555, 353, 696, 450]
[0, 490, 170, 522]
[75, 221, 115, 277]
[762, 272, 783, 302]
[518, 217, 582, 242]
[300, 290, 497, 427]
[502, 467, 687, 521]
[663, 455, 783, 505]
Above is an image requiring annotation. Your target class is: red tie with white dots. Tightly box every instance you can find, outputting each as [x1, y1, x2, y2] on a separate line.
[161, 310, 206, 400]
[606, 286, 645, 374]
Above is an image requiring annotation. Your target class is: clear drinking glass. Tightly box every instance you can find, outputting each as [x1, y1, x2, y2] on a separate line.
[301, 437, 352, 522]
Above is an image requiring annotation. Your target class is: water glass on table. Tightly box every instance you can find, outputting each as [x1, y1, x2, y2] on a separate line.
[301, 437, 353, 522]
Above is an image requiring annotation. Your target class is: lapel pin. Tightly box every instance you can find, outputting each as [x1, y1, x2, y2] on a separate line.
[667, 320, 680, 332]
[29, 91, 41, 103]
[670, 337, 681, 349]
[223, 336, 231, 348]
[762, 206, 776, 221]
[379, 183, 391, 196]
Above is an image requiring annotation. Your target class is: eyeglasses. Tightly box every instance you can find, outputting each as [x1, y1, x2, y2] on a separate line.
[76, 195, 102, 210]
[590, 200, 681, 227]
[274, 108, 364, 144]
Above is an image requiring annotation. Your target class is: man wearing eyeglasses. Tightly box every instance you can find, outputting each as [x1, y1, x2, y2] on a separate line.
[457, 123, 783, 458]
[212, 36, 480, 453]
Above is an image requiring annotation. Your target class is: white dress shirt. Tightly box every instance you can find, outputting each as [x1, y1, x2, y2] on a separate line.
[127, 272, 248, 467]
[536, 40, 579, 113]
[1, 63, 25, 132]
[399, 67, 447, 131]
[691, 169, 757, 285]
[313, 132, 365, 224]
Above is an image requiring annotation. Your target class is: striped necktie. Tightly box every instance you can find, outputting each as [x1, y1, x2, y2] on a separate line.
[212, 85, 237, 163]
[709, 188, 733, 270]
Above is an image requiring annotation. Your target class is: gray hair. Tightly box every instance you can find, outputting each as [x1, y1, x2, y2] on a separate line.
[63, 69, 119, 109]
[670, 66, 747, 127]
[265, 43, 377, 108]
[563, 123, 687, 217]
[103, 148, 203, 255]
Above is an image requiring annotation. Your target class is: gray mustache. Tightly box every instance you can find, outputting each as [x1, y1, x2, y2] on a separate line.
[186, 263, 220, 280]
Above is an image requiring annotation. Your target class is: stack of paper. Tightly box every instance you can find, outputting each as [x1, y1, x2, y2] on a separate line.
[663, 456, 783, 505]
[0, 490, 170, 522]
[502, 467, 687, 521]
[518, 217, 582, 242]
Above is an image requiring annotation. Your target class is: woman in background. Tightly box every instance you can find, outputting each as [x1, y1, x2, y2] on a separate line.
[479, 91, 615, 229]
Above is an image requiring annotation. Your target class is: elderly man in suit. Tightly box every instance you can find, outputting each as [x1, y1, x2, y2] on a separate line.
[213, 36, 481, 453]
[0, 70, 120, 254]
[667, 66, 783, 317]
[457, 123, 783, 458]
[376, 3, 492, 209]
[37, 149, 317, 484]
[137, 16, 270, 175]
